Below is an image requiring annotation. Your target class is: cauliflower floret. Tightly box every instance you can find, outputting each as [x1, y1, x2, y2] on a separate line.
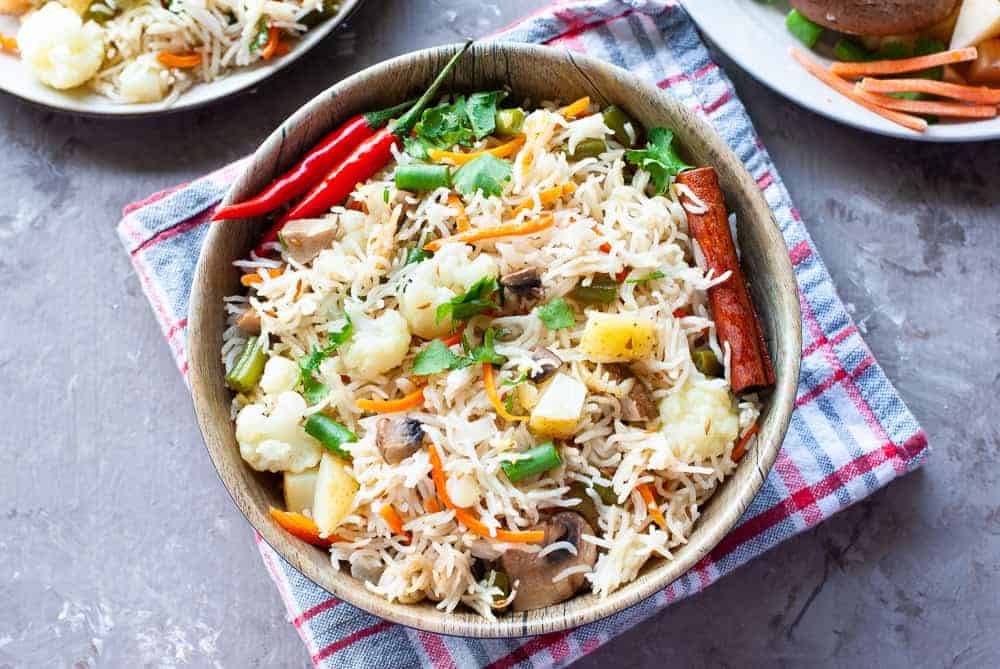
[235, 391, 322, 472]
[18, 2, 104, 90]
[398, 244, 499, 339]
[260, 356, 300, 395]
[340, 309, 411, 380]
[118, 56, 168, 103]
[659, 375, 739, 461]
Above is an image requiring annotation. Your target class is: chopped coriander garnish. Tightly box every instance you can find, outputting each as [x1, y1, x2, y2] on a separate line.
[412, 340, 469, 375]
[436, 275, 501, 325]
[626, 270, 665, 284]
[452, 154, 512, 198]
[466, 90, 506, 140]
[535, 298, 575, 330]
[501, 372, 530, 387]
[298, 313, 353, 403]
[625, 127, 692, 195]
[405, 247, 432, 265]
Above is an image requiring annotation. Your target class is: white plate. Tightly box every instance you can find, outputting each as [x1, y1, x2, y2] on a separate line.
[0, 0, 361, 117]
[681, 0, 1000, 142]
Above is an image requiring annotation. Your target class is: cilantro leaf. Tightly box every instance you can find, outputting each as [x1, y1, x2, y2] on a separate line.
[298, 314, 354, 403]
[466, 90, 505, 140]
[502, 372, 530, 387]
[405, 247, 432, 265]
[626, 270, 665, 284]
[412, 340, 470, 375]
[436, 275, 500, 325]
[466, 327, 507, 366]
[625, 127, 692, 195]
[403, 135, 432, 160]
[413, 97, 474, 152]
[535, 298, 575, 330]
[453, 154, 512, 198]
[249, 16, 269, 52]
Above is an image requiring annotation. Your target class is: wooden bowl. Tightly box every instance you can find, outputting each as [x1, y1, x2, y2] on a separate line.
[189, 42, 801, 638]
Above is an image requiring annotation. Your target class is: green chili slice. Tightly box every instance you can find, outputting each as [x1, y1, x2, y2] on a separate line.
[570, 274, 618, 304]
[602, 105, 638, 147]
[563, 138, 606, 161]
[692, 347, 723, 378]
[494, 108, 525, 137]
[501, 442, 562, 482]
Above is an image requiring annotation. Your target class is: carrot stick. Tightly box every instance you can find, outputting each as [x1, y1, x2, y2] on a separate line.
[356, 387, 425, 413]
[241, 267, 284, 286]
[636, 483, 668, 532]
[425, 497, 441, 513]
[428, 445, 545, 543]
[676, 167, 775, 393]
[858, 77, 1000, 105]
[559, 96, 591, 118]
[428, 135, 526, 166]
[482, 363, 529, 422]
[790, 48, 928, 133]
[439, 333, 463, 347]
[379, 504, 409, 544]
[852, 86, 998, 118]
[0, 34, 17, 54]
[830, 47, 978, 78]
[157, 51, 202, 69]
[731, 422, 759, 462]
[448, 194, 470, 232]
[260, 27, 281, 60]
[510, 182, 577, 217]
[269, 507, 345, 546]
[424, 213, 554, 252]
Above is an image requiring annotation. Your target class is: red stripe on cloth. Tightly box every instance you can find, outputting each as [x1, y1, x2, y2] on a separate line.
[709, 443, 897, 564]
[658, 72, 689, 88]
[900, 430, 928, 462]
[311, 621, 394, 664]
[255, 535, 320, 659]
[548, 633, 572, 664]
[131, 253, 186, 368]
[122, 181, 190, 216]
[130, 208, 214, 257]
[292, 598, 340, 628]
[483, 632, 571, 669]
[692, 62, 718, 79]
[772, 451, 823, 526]
[417, 631, 457, 669]
[703, 89, 733, 115]
[756, 171, 774, 191]
[788, 240, 812, 266]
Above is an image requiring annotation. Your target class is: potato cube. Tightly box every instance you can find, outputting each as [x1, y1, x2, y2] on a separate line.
[579, 312, 656, 362]
[283, 467, 319, 515]
[529, 372, 587, 439]
[312, 453, 358, 537]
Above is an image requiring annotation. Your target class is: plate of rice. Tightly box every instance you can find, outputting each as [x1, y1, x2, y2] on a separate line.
[0, 0, 360, 115]
[189, 42, 801, 637]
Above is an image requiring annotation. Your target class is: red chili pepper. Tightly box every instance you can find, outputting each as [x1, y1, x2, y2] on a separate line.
[254, 41, 472, 255]
[212, 99, 414, 221]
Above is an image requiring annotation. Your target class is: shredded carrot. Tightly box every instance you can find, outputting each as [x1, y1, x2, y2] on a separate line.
[425, 497, 441, 513]
[428, 445, 545, 543]
[240, 267, 284, 286]
[269, 507, 345, 546]
[790, 48, 927, 133]
[157, 51, 203, 69]
[852, 85, 998, 118]
[428, 134, 526, 166]
[559, 96, 591, 118]
[275, 42, 291, 57]
[379, 504, 409, 543]
[424, 213, 554, 252]
[356, 387, 425, 413]
[0, 33, 17, 54]
[599, 242, 612, 253]
[260, 27, 281, 60]
[858, 77, 1000, 105]
[439, 333, 463, 347]
[636, 483, 668, 532]
[448, 194, 470, 231]
[830, 47, 978, 78]
[482, 363, 529, 422]
[731, 422, 759, 462]
[510, 182, 577, 217]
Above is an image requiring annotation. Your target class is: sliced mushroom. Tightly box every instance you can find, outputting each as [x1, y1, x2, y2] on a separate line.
[280, 218, 338, 264]
[375, 415, 426, 465]
[606, 364, 658, 423]
[500, 268, 544, 305]
[500, 511, 598, 611]
[529, 347, 562, 383]
[235, 308, 261, 335]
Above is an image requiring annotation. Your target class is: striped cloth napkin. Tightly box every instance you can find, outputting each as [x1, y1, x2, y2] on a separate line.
[116, 1, 930, 666]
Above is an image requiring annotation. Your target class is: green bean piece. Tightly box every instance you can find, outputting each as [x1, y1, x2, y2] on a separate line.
[568, 482, 600, 529]
[494, 108, 525, 137]
[226, 336, 267, 393]
[833, 38, 869, 63]
[501, 442, 562, 482]
[394, 163, 451, 191]
[602, 105, 638, 147]
[485, 569, 511, 607]
[564, 138, 606, 161]
[786, 9, 823, 48]
[299, 0, 337, 27]
[304, 414, 357, 460]
[570, 274, 618, 305]
[692, 347, 724, 378]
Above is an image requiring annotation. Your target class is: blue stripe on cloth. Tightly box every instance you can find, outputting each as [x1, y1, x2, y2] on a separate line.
[117, 2, 930, 667]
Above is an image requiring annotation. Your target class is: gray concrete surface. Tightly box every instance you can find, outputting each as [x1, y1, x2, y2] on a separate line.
[2, 0, 999, 666]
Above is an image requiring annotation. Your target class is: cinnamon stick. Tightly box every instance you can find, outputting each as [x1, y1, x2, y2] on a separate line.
[676, 167, 775, 393]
